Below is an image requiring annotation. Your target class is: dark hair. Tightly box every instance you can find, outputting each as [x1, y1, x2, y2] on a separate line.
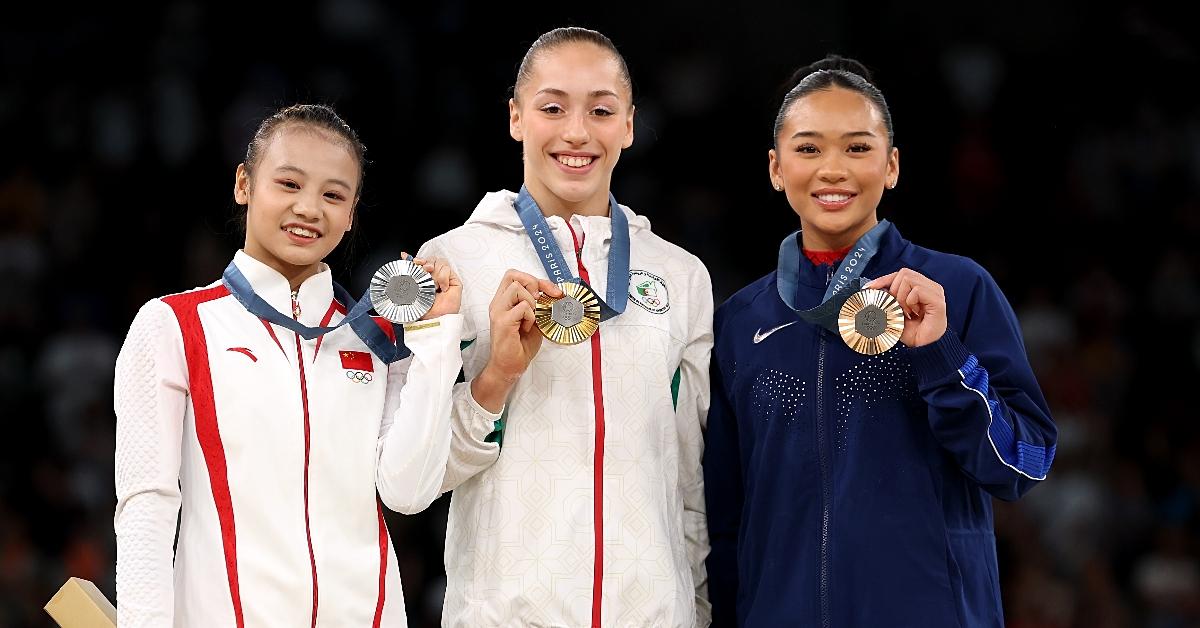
[243, 103, 367, 202]
[773, 55, 893, 148]
[513, 27, 632, 102]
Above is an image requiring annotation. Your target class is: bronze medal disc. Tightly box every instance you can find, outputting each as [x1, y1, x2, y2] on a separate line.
[837, 288, 905, 355]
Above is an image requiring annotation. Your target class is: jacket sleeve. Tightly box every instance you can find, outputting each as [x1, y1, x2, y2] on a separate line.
[376, 314, 465, 514]
[113, 299, 187, 627]
[411, 237, 505, 494]
[438, 382, 505, 492]
[907, 267, 1057, 501]
[703, 318, 743, 627]
[674, 263, 715, 626]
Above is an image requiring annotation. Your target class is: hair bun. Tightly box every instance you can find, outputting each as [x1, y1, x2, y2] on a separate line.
[772, 54, 894, 148]
[789, 54, 875, 87]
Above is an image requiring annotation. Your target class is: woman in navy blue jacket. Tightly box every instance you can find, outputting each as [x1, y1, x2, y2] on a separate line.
[703, 55, 1057, 627]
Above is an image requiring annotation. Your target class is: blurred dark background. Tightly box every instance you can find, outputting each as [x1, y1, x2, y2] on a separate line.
[2, 2, 1198, 626]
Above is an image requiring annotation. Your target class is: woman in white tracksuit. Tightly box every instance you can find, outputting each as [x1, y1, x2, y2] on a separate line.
[414, 28, 715, 627]
[113, 104, 464, 626]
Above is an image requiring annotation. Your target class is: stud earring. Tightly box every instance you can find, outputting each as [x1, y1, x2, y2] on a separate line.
[774, 183, 783, 191]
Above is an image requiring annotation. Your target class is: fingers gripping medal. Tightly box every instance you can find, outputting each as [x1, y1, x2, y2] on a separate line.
[369, 259, 437, 323]
[535, 282, 602, 345]
[837, 288, 905, 355]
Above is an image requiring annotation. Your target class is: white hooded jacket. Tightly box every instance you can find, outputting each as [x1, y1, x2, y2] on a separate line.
[417, 190, 714, 627]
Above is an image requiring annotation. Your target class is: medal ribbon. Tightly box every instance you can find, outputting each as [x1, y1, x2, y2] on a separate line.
[222, 261, 409, 363]
[514, 185, 630, 320]
[776, 220, 893, 331]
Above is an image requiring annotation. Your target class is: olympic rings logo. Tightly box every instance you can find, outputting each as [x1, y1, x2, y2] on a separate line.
[345, 370, 373, 383]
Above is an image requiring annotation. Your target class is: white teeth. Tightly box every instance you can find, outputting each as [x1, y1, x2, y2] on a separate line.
[557, 155, 594, 168]
[817, 194, 852, 203]
[285, 226, 318, 238]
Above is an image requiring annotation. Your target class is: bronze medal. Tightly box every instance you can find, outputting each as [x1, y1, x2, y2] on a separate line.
[837, 288, 905, 355]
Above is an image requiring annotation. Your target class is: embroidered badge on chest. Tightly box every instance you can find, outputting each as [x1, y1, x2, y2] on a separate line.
[340, 350, 374, 384]
[628, 270, 670, 314]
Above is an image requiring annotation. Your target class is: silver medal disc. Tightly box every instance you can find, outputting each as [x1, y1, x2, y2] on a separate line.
[369, 259, 436, 323]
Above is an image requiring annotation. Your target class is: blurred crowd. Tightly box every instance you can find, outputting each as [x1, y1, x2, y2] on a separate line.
[1, 2, 1197, 627]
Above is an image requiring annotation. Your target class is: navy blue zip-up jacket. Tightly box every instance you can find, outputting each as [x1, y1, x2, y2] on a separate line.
[704, 224, 1056, 628]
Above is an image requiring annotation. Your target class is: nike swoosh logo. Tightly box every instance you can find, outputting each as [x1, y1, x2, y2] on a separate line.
[752, 321, 797, 344]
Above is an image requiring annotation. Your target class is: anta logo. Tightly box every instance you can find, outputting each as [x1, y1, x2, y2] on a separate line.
[226, 347, 257, 362]
[628, 270, 670, 314]
[340, 350, 374, 384]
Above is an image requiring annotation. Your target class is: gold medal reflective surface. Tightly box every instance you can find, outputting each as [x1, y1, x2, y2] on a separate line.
[535, 282, 601, 345]
[837, 288, 905, 355]
[369, 259, 437, 323]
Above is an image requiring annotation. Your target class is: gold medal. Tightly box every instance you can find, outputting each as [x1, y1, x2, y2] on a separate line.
[369, 259, 437, 323]
[535, 282, 601, 345]
[837, 288, 905, 355]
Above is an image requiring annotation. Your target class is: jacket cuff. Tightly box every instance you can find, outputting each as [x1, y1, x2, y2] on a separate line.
[469, 392, 506, 446]
[401, 313, 463, 351]
[467, 389, 504, 425]
[907, 329, 973, 388]
[455, 381, 504, 441]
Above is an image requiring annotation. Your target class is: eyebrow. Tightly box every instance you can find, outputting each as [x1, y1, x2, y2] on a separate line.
[534, 88, 621, 99]
[790, 130, 878, 140]
[274, 164, 352, 191]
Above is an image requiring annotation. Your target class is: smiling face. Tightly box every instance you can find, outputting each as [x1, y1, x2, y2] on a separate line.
[769, 86, 899, 250]
[509, 41, 634, 218]
[234, 123, 359, 288]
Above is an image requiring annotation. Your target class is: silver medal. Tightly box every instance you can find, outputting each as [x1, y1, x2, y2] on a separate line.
[369, 259, 436, 323]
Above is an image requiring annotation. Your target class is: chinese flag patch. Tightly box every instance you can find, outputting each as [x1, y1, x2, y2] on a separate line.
[340, 350, 373, 372]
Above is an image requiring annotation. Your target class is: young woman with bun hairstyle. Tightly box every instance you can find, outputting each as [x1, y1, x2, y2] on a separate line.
[703, 56, 1057, 627]
[414, 27, 715, 628]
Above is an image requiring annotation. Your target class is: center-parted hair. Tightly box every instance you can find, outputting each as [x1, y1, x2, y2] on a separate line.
[243, 103, 368, 202]
[773, 55, 894, 148]
[513, 27, 633, 102]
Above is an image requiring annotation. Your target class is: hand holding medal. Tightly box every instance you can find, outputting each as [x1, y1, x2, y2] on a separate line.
[865, 269, 947, 348]
[406, 255, 462, 320]
[469, 269, 564, 413]
[776, 220, 926, 355]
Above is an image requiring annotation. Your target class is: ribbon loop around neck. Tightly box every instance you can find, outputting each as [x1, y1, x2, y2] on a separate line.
[776, 220, 892, 332]
[221, 261, 409, 363]
[513, 185, 631, 321]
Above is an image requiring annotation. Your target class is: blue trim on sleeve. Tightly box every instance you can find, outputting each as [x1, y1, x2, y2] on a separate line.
[958, 354, 1055, 480]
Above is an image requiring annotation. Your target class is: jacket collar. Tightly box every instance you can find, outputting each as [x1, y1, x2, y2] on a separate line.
[787, 223, 912, 303]
[465, 189, 652, 236]
[232, 249, 335, 327]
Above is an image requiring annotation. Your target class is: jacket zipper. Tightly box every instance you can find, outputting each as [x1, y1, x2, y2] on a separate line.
[567, 222, 606, 628]
[817, 269, 832, 628]
[291, 290, 319, 628]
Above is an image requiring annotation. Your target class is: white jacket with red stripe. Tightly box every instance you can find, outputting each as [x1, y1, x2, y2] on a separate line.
[113, 250, 463, 627]
[417, 190, 714, 627]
